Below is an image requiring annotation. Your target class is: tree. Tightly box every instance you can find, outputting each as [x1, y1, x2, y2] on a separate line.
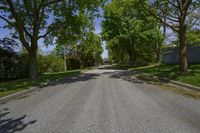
[55, 29, 103, 69]
[140, 0, 200, 71]
[186, 29, 200, 45]
[0, 0, 104, 79]
[37, 53, 64, 73]
[0, 0, 59, 80]
[77, 32, 103, 67]
[102, 0, 163, 65]
[51, 0, 104, 69]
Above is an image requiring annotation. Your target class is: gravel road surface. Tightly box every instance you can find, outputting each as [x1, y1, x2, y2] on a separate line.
[1, 66, 200, 133]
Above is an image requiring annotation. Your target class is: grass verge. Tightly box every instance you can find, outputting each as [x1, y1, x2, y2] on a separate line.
[129, 64, 200, 88]
[0, 69, 82, 98]
[139, 80, 200, 99]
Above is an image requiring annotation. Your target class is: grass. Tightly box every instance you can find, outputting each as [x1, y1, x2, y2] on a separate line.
[0, 69, 82, 98]
[129, 64, 200, 87]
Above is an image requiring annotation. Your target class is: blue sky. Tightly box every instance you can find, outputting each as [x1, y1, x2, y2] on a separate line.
[94, 8, 108, 59]
[0, 8, 108, 58]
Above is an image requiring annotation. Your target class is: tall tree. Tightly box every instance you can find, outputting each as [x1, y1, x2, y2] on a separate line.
[77, 32, 103, 67]
[0, 0, 104, 79]
[52, 0, 104, 69]
[102, 0, 163, 65]
[140, 0, 200, 71]
[0, 0, 59, 80]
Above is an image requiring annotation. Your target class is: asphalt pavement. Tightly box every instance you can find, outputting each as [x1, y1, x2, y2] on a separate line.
[0, 66, 200, 133]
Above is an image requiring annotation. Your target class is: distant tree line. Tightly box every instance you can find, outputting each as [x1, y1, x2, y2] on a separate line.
[102, 0, 164, 65]
[102, 0, 200, 69]
[0, 33, 102, 81]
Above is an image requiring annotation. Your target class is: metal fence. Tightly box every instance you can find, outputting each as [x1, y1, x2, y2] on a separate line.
[0, 53, 29, 81]
[162, 46, 200, 64]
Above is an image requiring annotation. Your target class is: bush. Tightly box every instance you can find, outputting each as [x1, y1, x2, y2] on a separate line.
[66, 57, 81, 70]
[37, 54, 64, 74]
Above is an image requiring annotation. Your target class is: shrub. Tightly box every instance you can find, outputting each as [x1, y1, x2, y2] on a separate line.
[66, 57, 81, 70]
[37, 54, 64, 74]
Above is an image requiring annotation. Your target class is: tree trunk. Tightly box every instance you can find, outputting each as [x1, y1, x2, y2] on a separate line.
[155, 44, 160, 63]
[163, 16, 166, 37]
[29, 50, 37, 80]
[129, 38, 134, 66]
[129, 52, 134, 66]
[63, 46, 67, 71]
[179, 24, 188, 72]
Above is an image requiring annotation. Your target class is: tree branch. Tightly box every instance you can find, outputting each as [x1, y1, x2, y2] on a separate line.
[165, 16, 179, 22]
[5, 0, 18, 19]
[38, 29, 52, 39]
[140, 1, 178, 32]
[0, 15, 15, 26]
[168, 1, 178, 9]
[183, 0, 192, 17]
[5, 0, 31, 51]
[43, 0, 61, 7]
[22, 0, 33, 18]
[23, 26, 33, 39]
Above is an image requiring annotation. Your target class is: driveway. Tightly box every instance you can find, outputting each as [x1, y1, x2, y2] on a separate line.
[0, 66, 200, 133]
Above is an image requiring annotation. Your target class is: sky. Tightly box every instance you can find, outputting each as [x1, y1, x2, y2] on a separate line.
[94, 8, 108, 59]
[0, 8, 109, 58]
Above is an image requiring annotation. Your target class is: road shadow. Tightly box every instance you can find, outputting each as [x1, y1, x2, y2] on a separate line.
[129, 71, 171, 84]
[103, 71, 143, 84]
[41, 73, 101, 87]
[0, 108, 36, 133]
[97, 65, 128, 70]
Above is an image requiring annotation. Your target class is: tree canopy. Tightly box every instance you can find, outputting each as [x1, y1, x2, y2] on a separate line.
[102, 0, 163, 65]
[140, 0, 200, 71]
[0, 0, 104, 79]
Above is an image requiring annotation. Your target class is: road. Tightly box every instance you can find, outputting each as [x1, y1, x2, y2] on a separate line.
[1, 66, 200, 133]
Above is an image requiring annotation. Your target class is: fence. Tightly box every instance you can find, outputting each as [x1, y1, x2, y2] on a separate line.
[0, 51, 29, 81]
[162, 46, 200, 64]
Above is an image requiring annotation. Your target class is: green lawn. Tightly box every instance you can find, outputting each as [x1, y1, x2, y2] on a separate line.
[0, 70, 81, 98]
[129, 64, 200, 87]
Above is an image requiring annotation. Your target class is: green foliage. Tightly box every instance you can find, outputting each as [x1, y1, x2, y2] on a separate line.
[0, 70, 81, 97]
[0, 38, 65, 80]
[0, 39, 29, 80]
[0, 0, 67, 80]
[78, 32, 103, 67]
[53, 0, 104, 47]
[66, 57, 81, 70]
[55, 31, 103, 68]
[102, 0, 163, 65]
[51, 0, 104, 68]
[0, 0, 104, 79]
[140, 0, 200, 71]
[186, 29, 200, 45]
[130, 64, 200, 87]
[37, 54, 64, 74]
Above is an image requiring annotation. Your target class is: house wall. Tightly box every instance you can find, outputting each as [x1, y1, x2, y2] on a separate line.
[162, 46, 200, 64]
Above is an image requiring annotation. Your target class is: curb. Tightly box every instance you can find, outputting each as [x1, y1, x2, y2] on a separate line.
[169, 80, 200, 92]
[0, 87, 40, 104]
[156, 76, 200, 92]
[133, 73, 200, 92]
[0, 70, 88, 104]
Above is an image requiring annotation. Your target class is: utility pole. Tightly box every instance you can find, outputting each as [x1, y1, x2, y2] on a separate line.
[63, 46, 67, 71]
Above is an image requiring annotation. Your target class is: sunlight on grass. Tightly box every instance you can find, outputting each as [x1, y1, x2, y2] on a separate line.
[130, 64, 200, 87]
[0, 70, 81, 98]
